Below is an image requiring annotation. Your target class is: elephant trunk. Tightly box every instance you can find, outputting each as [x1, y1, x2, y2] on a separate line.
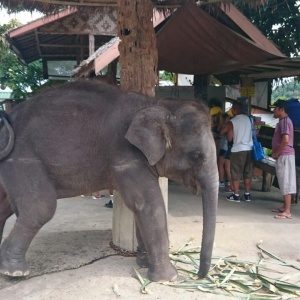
[0, 117, 15, 161]
[197, 166, 219, 278]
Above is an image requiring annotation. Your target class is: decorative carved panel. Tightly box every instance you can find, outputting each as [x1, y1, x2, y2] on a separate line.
[39, 7, 117, 35]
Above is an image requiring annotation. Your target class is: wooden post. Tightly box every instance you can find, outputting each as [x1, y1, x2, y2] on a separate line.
[4, 100, 13, 113]
[112, 177, 168, 251]
[112, 191, 136, 251]
[193, 74, 210, 105]
[261, 171, 273, 192]
[88, 34, 95, 57]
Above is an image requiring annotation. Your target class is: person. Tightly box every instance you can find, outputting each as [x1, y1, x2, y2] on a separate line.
[210, 106, 222, 137]
[82, 190, 114, 208]
[226, 101, 253, 202]
[218, 113, 233, 192]
[81, 192, 105, 199]
[210, 105, 223, 167]
[270, 100, 296, 219]
[105, 189, 114, 208]
[92, 192, 105, 200]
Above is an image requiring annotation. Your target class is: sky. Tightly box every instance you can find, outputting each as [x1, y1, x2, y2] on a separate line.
[0, 9, 43, 25]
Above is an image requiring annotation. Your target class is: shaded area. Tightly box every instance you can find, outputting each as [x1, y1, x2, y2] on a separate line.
[0, 229, 115, 289]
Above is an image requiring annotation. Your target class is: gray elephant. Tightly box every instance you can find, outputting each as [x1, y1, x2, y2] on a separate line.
[0, 81, 218, 282]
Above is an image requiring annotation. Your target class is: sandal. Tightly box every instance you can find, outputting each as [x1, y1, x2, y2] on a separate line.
[271, 208, 284, 213]
[274, 214, 292, 219]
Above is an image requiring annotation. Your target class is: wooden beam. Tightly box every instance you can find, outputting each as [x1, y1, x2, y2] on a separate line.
[39, 44, 89, 48]
[34, 0, 117, 6]
[89, 34, 95, 57]
[8, 9, 76, 38]
[34, 29, 42, 57]
[73, 61, 94, 78]
[40, 54, 76, 57]
[95, 39, 119, 74]
[254, 64, 289, 70]
[240, 69, 300, 79]
[27, 0, 240, 8]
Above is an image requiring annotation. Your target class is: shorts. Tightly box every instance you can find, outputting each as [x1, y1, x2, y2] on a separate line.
[219, 146, 232, 159]
[219, 149, 226, 157]
[225, 141, 233, 160]
[224, 146, 232, 160]
[230, 150, 253, 181]
[275, 155, 296, 196]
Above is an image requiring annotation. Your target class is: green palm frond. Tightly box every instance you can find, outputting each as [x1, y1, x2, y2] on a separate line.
[133, 241, 300, 299]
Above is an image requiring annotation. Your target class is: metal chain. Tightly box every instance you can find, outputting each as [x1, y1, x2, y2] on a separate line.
[109, 241, 138, 257]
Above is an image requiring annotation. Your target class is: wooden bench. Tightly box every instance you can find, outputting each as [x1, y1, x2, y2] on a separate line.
[253, 126, 300, 203]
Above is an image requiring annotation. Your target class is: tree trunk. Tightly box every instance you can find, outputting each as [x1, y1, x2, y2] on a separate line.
[117, 0, 157, 96]
[112, 0, 167, 252]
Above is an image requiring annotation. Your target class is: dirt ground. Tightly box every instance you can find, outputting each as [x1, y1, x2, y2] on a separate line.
[0, 178, 300, 300]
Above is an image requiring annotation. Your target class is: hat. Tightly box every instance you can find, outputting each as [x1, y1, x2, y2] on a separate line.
[227, 108, 233, 118]
[210, 106, 222, 116]
[270, 99, 287, 109]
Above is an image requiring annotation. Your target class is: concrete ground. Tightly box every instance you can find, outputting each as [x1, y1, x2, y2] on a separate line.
[0, 177, 300, 300]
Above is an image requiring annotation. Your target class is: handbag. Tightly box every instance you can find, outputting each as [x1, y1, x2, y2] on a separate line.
[249, 117, 265, 161]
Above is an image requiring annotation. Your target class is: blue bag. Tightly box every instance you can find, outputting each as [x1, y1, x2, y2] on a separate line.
[249, 117, 265, 161]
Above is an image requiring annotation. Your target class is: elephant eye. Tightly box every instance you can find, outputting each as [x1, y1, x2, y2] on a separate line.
[189, 151, 203, 162]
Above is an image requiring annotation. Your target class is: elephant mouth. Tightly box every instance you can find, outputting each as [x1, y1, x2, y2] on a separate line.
[189, 177, 200, 195]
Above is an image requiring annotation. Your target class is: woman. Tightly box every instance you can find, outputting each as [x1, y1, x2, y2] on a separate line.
[218, 113, 233, 192]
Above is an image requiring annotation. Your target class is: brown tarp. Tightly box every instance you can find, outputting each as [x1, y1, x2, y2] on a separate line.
[156, 1, 285, 75]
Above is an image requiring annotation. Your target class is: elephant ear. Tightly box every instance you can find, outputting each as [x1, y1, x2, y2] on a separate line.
[125, 106, 173, 166]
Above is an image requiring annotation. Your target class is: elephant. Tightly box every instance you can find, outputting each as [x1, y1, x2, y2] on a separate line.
[0, 80, 218, 282]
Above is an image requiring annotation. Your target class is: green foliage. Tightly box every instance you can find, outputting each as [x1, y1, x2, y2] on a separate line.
[271, 78, 300, 102]
[0, 20, 45, 99]
[235, 0, 300, 57]
[159, 71, 173, 81]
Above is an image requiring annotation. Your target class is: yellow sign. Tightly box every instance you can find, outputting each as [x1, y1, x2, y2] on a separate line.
[240, 87, 255, 97]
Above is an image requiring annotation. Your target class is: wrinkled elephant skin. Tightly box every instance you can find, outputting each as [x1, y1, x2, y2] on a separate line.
[0, 81, 218, 281]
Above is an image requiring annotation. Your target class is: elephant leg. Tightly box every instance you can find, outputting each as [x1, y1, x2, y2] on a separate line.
[135, 220, 149, 268]
[115, 170, 177, 282]
[0, 199, 57, 276]
[135, 209, 177, 282]
[0, 188, 14, 246]
[0, 165, 57, 277]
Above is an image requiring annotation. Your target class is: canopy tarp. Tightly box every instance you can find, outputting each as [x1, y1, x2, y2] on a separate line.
[156, 1, 285, 75]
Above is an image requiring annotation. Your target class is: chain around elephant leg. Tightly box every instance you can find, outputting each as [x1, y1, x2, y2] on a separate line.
[109, 241, 137, 257]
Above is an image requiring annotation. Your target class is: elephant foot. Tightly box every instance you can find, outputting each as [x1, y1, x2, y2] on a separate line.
[0, 257, 29, 277]
[147, 261, 178, 282]
[136, 249, 150, 268]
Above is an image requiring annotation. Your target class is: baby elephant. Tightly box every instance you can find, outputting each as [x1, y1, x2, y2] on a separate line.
[0, 81, 218, 282]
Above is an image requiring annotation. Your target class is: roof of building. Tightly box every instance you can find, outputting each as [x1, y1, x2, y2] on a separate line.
[4, 2, 300, 80]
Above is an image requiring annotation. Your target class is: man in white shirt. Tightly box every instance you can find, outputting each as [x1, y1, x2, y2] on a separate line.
[226, 101, 253, 202]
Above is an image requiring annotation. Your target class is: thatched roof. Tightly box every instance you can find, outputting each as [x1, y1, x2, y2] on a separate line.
[0, 0, 267, 14]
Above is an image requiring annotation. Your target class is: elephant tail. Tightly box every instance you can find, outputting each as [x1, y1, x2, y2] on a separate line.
[0, 113, 15, 161]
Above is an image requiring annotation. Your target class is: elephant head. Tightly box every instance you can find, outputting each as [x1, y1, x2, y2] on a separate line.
[125, 101, 219, 278]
